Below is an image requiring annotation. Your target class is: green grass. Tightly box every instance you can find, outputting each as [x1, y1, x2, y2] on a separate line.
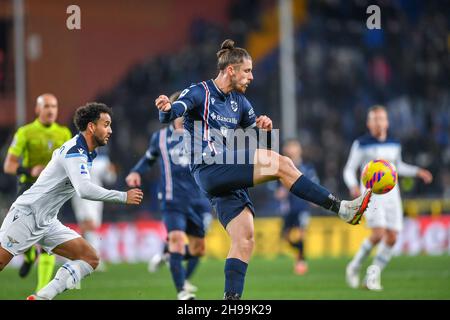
[1, 255, 449, 300]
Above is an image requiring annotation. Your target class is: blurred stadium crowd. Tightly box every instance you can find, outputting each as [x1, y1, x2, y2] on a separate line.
[0, 0, 449, 222]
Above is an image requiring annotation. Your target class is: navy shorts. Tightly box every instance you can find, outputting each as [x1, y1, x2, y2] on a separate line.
[163, 203, 207, 238]
[192, 149, 256, 228]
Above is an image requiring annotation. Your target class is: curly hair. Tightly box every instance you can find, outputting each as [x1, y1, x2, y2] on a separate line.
[73, 102, 112, 131]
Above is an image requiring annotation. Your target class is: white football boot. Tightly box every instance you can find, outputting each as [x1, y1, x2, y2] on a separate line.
[338, 189, 372, 225]
[345, 263, 360, 289]
[177, 289, 196, 300]
[364, 265, 383, 291]
[184, 280, 198, 293]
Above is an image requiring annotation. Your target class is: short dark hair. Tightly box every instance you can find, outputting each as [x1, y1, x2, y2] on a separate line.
[73, 102, 112, 131]
[216, 39, 252, 71]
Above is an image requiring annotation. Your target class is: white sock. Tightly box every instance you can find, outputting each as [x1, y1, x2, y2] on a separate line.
[372, 241, 393, 271]
[37, 260, 93, 300]
[84, 231, 101, 254]
[350, 238, 373, 270]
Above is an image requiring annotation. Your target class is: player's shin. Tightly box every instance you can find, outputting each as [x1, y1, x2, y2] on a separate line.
[372, 241, 394, 271]
[350, 238, 373, 269]
[289, 175, 340, 212]
[36, 260, 93, 300]
[169, 253, 186, 292]
[224, 258, 248, 300]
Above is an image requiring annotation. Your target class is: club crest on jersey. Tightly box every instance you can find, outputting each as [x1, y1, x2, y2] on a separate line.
[230, 100, 238, 112]
[7, 236, 19, 248]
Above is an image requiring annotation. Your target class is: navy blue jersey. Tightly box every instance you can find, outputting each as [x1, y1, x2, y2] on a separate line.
[285, 163, 319, 214]
[159, 80, 257, 168]
[130, 125, 209, 210]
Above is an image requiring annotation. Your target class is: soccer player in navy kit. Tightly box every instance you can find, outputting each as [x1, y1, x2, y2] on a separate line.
[126, 93, 211, 300]
[156, 39, 372, 300]
[274, 139, 319, 275]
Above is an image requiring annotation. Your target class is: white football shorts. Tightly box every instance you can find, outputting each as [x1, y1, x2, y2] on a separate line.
[0, 206, 80, 256]
[362, 185, 404, 232]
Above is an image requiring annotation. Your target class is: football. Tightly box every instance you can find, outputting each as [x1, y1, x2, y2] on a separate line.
[361, 159, 398, 194]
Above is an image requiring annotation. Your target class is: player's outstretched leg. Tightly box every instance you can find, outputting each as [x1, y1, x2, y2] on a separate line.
[28, 238, 98, 300]
[253, 149, 372, 225]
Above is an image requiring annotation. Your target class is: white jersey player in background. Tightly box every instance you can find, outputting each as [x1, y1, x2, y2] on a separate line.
[71, 152, 117, 272]
[343, 105, 432, 290]
[0, 102, 143, 300]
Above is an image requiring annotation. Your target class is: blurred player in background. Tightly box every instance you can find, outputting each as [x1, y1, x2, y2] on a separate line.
[71, 150, 117, 272]
[126, 92, 212, 300]
[156, 39, 372, 300]
[3, 93, 71, 293]
[274, 139, 319, 275]
[0, 102, 143, 300]
[343, 105, 433, 290]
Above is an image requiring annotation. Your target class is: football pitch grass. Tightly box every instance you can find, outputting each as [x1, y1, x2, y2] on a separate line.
[1, 255, 449, 300]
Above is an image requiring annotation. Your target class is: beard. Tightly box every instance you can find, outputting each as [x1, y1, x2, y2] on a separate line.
[232, 79, 247, 93]
[94, 134, 107, 146]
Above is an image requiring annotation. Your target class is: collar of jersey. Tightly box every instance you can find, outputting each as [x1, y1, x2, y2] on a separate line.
[34, 118, 55, 129]
[76, 133, 97, 160]
[210, 79, 229, 100]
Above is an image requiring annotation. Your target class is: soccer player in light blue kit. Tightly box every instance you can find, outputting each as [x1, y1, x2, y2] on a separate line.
[343, 105, 432, 290]
[0, 103, 143, 300]
[156, 39, 372, 300]
[126, 92, 212, 300]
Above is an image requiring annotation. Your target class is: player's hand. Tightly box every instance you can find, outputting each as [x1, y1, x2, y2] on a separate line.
[155, 95, 172, 112]
[417, 169, 433, 184]
[256, 115, 273, 131]
[30, 165, 45, 177]
[350, 186, 361, 198]
[126, 172, 141, 187]
[126, 188, 143, 205]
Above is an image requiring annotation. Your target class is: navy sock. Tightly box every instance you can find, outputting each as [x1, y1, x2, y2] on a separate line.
[186, 256, 200, 279]
[183, 245, 193, 260]
[169, 253, 186, 292]
[290, 175, 340, 213]
[224, 258, 248, 296]
[297, 240, 304, 260]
